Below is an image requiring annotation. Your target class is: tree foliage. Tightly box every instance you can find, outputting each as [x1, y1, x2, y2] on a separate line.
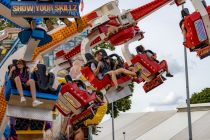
[94, 42, 115, 51]
[190, 88, 210, 104]
[0, 20, 14, 30]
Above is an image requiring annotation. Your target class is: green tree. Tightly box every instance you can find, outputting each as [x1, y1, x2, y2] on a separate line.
[94, 42, 115, 51]
[190, 88, 210, 104]
[0, 20, 14, 30]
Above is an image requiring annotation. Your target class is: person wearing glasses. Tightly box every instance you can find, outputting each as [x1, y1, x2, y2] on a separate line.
[91, 50, 139, 91]
[136, 45, 173, 77]
[8, 59, 43, 107]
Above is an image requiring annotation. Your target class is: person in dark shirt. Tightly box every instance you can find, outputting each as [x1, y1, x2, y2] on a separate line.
[91, 51, 138, 91]
[136, 45, 173, 77]
[8, 59, 43, 107]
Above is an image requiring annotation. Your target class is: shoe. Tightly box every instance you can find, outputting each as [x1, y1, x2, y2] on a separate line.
[62, 18, 72, 26]
[30, 20, 36, 30]
[161, 76, 167, 81]
[32, 100, 43, 107]
[75, 18, 83, 32]
[166, 73, 173, 77]
[45, 20, 54, 31]
[116, 86, 124, 92]
[20, 97, 26, 103]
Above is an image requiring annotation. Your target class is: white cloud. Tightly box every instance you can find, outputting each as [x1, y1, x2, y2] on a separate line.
[143, 106, 157, 112]
[150, 92, 184, 106]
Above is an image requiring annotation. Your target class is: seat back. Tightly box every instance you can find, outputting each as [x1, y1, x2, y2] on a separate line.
[15, 118, 45, 131]
[131, 54, 161, 74]
[34, 64, 60, 94]
[99, 49, 108, 57]
[184, 8, 209, 48]
[65, 75, 73, 83]
[35, 64, 48, 91]
[85, 53, 94, 62]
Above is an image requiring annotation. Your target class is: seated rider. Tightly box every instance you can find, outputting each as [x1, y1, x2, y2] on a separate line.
[179, 19, 186, 40]
[91, 50, 140, 91]
[8, 59, 43, 107]
[136, 45, 173, 77]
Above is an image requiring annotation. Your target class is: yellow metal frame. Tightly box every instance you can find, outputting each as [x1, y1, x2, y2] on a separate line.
[16, 121, 46, 135]
[57, 77, 67, 84]
[16, 130, 43, 135]
[84, 103, 108, 126]
[32, 13, 93, 60]
[0, 86, 7, 126]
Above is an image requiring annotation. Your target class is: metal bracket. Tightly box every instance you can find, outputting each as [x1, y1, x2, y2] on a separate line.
[23, 38, 41, 61]
[7, 105, 53, 121]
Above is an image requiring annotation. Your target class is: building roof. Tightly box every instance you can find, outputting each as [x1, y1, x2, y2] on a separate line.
[93, 103, 210, 140]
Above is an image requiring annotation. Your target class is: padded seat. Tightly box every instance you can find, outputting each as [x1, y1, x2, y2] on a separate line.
[81, 66, 131, 90]
[56, 82, 96, 115]
[82, 52, 131, 90]
[11, 89, 58, 101]
[131, 54, 166, 75]
[33, 64, 60, 94]
[183, 8, 210, 49]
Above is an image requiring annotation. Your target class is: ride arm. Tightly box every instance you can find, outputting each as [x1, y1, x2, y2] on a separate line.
[130, 0, 184, 22]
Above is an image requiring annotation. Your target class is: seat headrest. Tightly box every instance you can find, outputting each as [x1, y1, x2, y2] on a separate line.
[85, 53, 94, 61]
[99, 49, 108, 57]
[12, 59, 18, 66]
[37, 64, 47, 72]
[65, 75, 73, 83]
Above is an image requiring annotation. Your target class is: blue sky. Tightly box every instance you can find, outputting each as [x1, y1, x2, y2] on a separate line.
[81, 0, 210, 113]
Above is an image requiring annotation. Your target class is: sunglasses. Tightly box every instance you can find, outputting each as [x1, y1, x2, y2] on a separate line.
[17, 62, 23, 65]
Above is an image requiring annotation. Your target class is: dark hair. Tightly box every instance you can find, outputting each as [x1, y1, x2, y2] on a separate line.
[136, 45, 145, 53]
[17, 59, 27, 68]
[94, 50, 102, 57]
[179, 19, 184, 29]
[179, 19, 187, 32]
[11, 59, 29, 81]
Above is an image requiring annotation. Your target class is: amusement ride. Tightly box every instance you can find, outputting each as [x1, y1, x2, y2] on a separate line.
[0, 0, 209, 139]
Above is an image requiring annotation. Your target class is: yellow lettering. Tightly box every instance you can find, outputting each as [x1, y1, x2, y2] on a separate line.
[20, 6, 26, 11]
[35, 5, 40, 11]
[40, 5, 46, 12]
[72, 4, 77, 11]
[12, 6, 19, 12]
[64, 5, 68, 11]
[55, 5, 59, 11]
[26, 5, 33, 12]
[48, 5, 53, 11]
[60, 5, 64, 11]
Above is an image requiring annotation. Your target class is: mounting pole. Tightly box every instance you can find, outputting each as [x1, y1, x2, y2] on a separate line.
[182, 5, 193, 140]
[111, 102, 115, 140]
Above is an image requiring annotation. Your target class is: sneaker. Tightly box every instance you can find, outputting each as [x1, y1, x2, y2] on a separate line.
[62, 18, 72, 27]
[75, 18, 83, 32]
[45, 20, 54, 31]
[20, 97, 26, 103]
[30, 20, 36, 30]
[166, 73, 173, 77]
[116, 86, 124, 92]
[161, 76, 167, 81]
[32, 100, 43, 107]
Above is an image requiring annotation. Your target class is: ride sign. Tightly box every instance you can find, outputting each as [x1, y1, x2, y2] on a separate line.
[11, 1, 80, 17]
